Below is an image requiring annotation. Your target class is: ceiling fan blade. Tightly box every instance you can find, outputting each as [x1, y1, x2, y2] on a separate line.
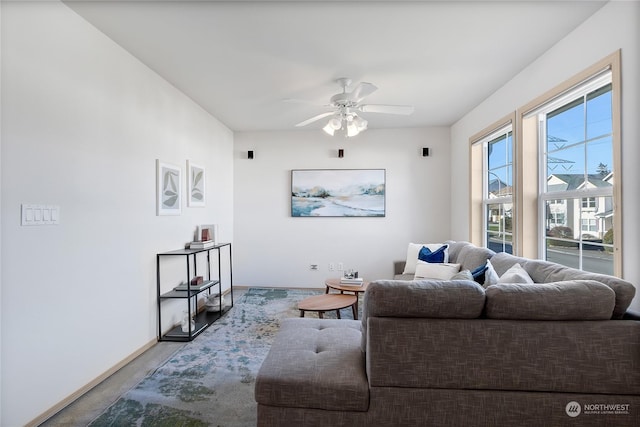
[349, 82, 378, 102]
[359, 104, 415, 115]
[295, 111, 335, 127]
[282, 98, 326, 106]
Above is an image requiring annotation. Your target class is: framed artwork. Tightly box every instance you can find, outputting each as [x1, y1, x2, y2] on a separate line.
[156, 160, 181, 216]
[291, 169, 386, 217]
[187, 160, 205, 207]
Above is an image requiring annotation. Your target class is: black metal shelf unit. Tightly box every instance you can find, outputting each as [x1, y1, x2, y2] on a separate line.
[156, 243, 233, 341]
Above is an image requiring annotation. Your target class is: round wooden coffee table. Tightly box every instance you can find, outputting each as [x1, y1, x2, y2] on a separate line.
[298, 294, 357, 319]
[325, 278, 370, 320]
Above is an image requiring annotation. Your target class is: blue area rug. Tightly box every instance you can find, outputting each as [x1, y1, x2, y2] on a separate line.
[90, 288, 356, 426]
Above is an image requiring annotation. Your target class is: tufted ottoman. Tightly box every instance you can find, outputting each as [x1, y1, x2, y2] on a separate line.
[255, 318, 369, 426]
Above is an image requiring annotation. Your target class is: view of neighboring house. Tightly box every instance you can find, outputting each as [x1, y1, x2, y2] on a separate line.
[546, 173, 613, 241]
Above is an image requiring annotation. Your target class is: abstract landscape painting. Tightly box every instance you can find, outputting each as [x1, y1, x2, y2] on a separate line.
[291, 169, 385, 217]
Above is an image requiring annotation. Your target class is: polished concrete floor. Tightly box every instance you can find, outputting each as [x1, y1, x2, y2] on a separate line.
[40, 340, 185, 426]
[41, 288, 247, 426]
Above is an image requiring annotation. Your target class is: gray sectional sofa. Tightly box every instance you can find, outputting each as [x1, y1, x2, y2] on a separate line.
[255, 241, 639, 426]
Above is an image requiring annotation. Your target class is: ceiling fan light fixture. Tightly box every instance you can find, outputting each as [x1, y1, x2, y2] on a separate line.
[293, 78, 413, 137]
[322, 122, 336, 136]
[353, 115, 368, 131]
[329, 116, 342, 130]
[346, 122, 360, 137]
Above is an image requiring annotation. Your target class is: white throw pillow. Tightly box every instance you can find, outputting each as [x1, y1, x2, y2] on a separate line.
[498, 263, 534, 284]
[483, 259, 500, 288]
[402, 243, 448, 274]
[414, 261, 461, 280]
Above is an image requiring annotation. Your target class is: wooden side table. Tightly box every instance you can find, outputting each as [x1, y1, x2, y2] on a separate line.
[325, 278, 370, 320]
[298, 294, 357, 319]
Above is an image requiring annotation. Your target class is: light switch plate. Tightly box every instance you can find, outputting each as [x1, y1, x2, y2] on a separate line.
[22, 204, 60, 225]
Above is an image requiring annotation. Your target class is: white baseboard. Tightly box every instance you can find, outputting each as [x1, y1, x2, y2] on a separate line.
[26, 339, 157, 427]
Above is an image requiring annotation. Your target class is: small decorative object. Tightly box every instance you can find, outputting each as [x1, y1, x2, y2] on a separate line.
[187, 160, 205, 207]
[189, 240, 215, 249]
[200, 224, 218, 244]
[156, 160, 182, 216]
[344, 269, 358, 279]
[341, 269, 363, 285]
[201, 228, 211, 241]
[205, 293, 225, 312]
[181, 310, 195, 333]
[191, 276, 204, 286]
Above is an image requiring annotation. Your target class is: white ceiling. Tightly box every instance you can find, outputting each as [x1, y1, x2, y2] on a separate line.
[63, 0, 607, 132]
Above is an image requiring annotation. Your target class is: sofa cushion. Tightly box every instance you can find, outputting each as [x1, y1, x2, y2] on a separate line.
[255, 318, 369, 412]
[455, 244, 496, 272]
[443, 240, 471, 263]
[402, 243, 448, 274]
[414, 261, 460, 280]
[482, 259, 500, 288]
[485, 280, 615, 320]
[490, 252, 636, 319]
[451, 269, 474, 281]
[418, 244, 449, 263]
[470, 262, 489, 284]
[365, 280, 486, 319]
[497, 263, 534, 284]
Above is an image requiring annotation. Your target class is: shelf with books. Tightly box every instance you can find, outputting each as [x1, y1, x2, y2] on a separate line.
[156, 243, 233, 342]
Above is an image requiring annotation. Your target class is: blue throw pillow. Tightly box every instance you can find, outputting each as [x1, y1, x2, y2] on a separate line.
[418, 244, 448, 263]
[471, 262, 489, 284]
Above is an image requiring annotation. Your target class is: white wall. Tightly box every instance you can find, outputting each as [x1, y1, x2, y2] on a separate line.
[0, 3, 3, 423]
[234, 127, 451, 287]
[0, 2, 233, 426]
[450, 1, 640, 311]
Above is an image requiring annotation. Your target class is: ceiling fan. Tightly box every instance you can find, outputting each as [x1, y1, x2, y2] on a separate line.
[293, 78, 414, 137]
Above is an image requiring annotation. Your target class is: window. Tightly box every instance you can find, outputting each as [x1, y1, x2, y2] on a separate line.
[471, 52, 621, 276]
[470, 117, 515, 255]
[528, 68, 618, 275]
[484, 129, 514, 254]
[582, 197, 596, 209]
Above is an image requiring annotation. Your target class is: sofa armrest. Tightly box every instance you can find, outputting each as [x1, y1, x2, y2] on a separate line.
[393, 260, 406, 276]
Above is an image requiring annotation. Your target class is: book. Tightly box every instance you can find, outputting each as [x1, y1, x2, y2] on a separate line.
[340, 277, 364, 285]
[174, 280, 215, 291]
[189, 240, 215, 249]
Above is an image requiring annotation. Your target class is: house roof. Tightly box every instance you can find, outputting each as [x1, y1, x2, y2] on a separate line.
[547, 173, 612, 192]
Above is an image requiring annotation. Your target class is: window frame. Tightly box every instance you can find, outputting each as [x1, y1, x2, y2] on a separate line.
[469, 113, 517, 251]
[483, 127, 514, 253]
[517, 50, 621, 275]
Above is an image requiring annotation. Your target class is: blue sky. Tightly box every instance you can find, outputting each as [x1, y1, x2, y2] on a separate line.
[486, 85, 612, 187]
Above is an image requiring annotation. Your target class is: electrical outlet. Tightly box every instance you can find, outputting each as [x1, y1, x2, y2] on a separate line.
[310, 264, 318, 271]
[337, 262, 344, 271]
[328, 263, 335, 271]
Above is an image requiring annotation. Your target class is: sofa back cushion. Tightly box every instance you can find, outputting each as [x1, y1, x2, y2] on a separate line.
[490, 252, 636, 319]
[361, 279, 485, 352]
[485, 280, 615, 320]
[452, 243, 496, 272]
[443, 240, 471, 263]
